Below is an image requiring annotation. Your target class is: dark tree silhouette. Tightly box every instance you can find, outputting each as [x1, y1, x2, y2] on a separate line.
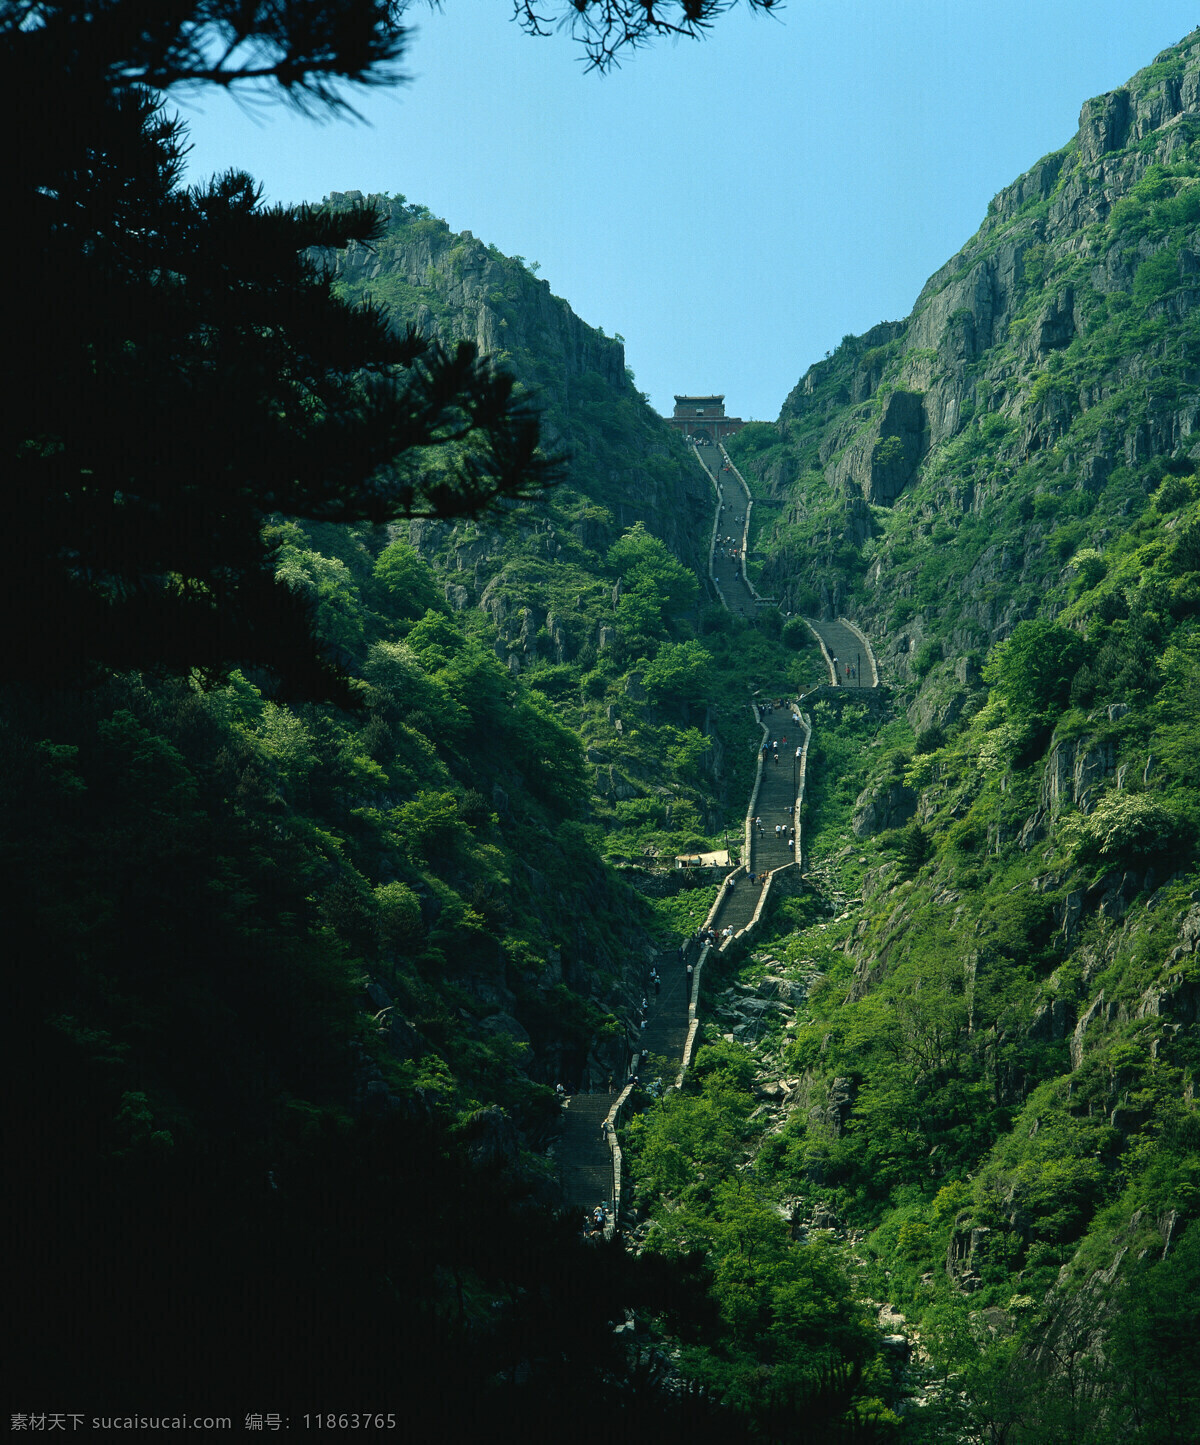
[1, 4, 562, 696]
[513, 0, 781, 71]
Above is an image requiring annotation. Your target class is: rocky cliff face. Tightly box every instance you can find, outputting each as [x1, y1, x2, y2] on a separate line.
[319, 194, 713, 607]
[895, 39, 1200, 455]
[718, 44, 1200, 1412]
[780, 33, 1200, 485]
[324, 194, 627, 399]
[744, 30, 1200, 665]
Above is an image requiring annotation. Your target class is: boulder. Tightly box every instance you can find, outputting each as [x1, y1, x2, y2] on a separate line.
[946, 1221, 992, 1290]
[1041, 734, 1116, 814]
[758, 974, 810, 1005]
[366, 981, 392, 1010]
[907, 685, 964, 736]
[1070, 992, 1107, 1070]
[853, 779, 918, 838]
[810, 1076, 855, 1135]
[1028, 995, 1074, 1042]
[481, 1012, 531, 1045]
[954, 656, 982, 688]
[460, 1104, 520, 1169]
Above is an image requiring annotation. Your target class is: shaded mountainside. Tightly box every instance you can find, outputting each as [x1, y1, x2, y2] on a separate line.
[321, 192, 712, 575]
[734, 30, 1200, 687]
[318, 193, 819, 867]
[10, 186, 820, 1428]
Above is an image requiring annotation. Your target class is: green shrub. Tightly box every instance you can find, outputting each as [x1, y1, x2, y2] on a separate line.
[1169, 520, 1200, 576]
[1132, 247, 1181, 308]
[756, 607, 784, 641]
[914, 724, 945, 755]
[1069, 791, 1193, 872]
[701, 604, 734, 635]
[896, 1218, 931, 1260]
[896, 823, 932, 878]
[373, 538, 443, 618]
[1154, 474, 1197, 513]
[643, 639, 714, 704]
[913, 640, 943, 679]
[526, 663, 575, 696]
[781, 617, 810, 650]
[1050, 521, 1084, 560]
[1070, 548, 1107, 591]
[984, 619, 1091, 724]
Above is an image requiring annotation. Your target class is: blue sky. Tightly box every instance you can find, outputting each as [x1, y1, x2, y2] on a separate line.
[176, 2, 1198, 422]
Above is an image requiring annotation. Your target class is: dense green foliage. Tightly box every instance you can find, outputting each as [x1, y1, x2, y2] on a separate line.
[700, 36, 1200, 1439]
[6, 82, 820, 1426]
[3, 4, 781, 1426]
[6, 517, 666, 1407]
[10, 12, 1200, 1437]
[623, 1044, 901, 1435]
[321, 195, 824, 866]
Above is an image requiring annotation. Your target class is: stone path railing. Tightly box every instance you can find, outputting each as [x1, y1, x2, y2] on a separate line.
[694, 443, 727, 609]
[692, 442, 758, 618]
[718, 442, 773, 605]
[601, 1079, 637, 1238]
[838, 616, 880, 687]
[676, 937, 714, 1085]
[791, 705, 813, 867]
[673, 695, 810, 1073]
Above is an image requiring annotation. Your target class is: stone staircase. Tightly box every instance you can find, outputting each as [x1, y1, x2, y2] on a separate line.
[558, 952, 689, 1210]
[556, 1092, 614, 1212]
[554, 442, 881, 1231]
[804, 617, 879, 689]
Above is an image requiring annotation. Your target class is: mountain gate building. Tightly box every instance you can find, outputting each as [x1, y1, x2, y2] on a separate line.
[666, 395, 744, 445]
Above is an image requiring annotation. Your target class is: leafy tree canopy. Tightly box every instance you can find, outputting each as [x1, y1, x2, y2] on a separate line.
[6, 1, 766, 696]
[643, 639, 714, 704]
[373, 539, 444, 619]
[609, 522, 700, 614]
[983, 619, 1091, 724]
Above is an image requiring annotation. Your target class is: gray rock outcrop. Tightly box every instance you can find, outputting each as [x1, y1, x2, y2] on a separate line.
[852, 779, 918, 838]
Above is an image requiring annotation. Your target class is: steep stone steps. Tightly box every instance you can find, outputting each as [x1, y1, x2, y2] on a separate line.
[637, 953, 691, 1075]
[710, 878, 759, 937]
[750, 716, 804, 872]
[554, 437, 884, 1227]
[557, 1092, 615, 1211]
[805, 617, 877, 688]
[558, 952, 690, 1210]
[695, 441, 758, 618]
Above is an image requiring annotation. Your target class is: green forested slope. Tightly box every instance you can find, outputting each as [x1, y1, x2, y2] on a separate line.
[7, 181, 818, 1433]
[635, 29, 1200, 1442]
[733, 30, 1200, 691]
[320, 191, 713, 571]
[12, 14, 1200, 1439]
[319, 193, 823, 862]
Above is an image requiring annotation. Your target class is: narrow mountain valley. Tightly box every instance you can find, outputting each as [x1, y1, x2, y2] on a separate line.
[8, 12, 1200, 1442]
